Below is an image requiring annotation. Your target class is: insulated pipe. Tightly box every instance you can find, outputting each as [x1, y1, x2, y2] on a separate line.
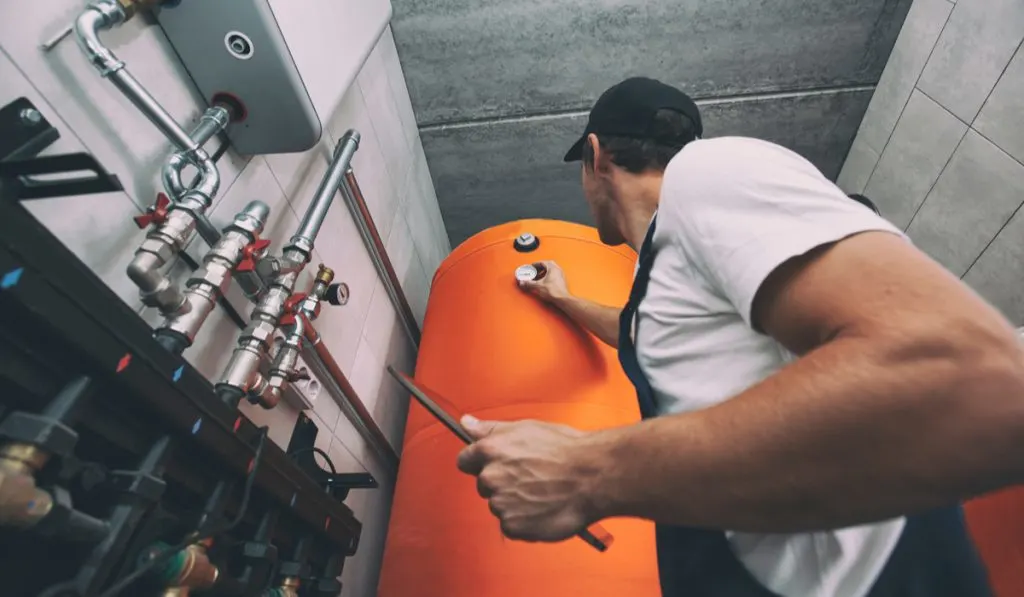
[300, 326, 399, 473]
[286, 131, 360, 260]
[74, 1, 196, 152]
[342, 170, 421, 347]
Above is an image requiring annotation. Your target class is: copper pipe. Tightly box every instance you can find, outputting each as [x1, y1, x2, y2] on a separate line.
[301, 323, 399, 473]
[342, 169, 421, 347]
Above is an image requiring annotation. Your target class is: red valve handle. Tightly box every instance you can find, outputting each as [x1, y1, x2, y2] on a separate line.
[237, 238, 271, 272]
[133, 192, 172, 229]
[279, 293, 308, 326]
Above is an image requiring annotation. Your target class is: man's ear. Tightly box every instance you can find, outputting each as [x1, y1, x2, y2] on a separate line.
[587, 133, 610, 175]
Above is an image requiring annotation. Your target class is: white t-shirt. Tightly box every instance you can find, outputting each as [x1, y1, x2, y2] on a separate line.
[635, 137, 907, 597]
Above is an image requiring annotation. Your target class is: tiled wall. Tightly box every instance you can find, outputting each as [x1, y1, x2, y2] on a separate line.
[0, 8, 449, 596]
[837, 0, 1024, 323]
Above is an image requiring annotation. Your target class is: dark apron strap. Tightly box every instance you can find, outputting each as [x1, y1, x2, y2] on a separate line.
[617, 217, 660, 419]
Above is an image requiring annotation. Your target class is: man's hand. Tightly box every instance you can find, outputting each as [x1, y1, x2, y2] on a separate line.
[518, 260, 571, 303]
[455, 415, 600, 542]
[517, 260, 622, 348]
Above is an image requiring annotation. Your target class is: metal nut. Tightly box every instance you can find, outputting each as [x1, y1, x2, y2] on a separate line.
[19, 109, 42, 126]
[195, 263, 231, 294]
[138, 237, 177, 264]
[247, 320, 278, 346]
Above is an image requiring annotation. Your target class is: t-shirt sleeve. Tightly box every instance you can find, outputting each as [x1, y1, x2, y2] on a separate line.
[660, 138, 905, 328]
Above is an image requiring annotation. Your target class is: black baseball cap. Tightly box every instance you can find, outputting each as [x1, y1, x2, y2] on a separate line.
[564, 77, 703, 162]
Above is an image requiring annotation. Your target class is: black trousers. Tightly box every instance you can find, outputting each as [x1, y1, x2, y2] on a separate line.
[655, 507, 993, 597]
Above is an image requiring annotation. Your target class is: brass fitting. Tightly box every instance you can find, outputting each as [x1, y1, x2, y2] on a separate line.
[116, 0, 162, 20]
[0, 443, 53, 528]
[270, 577, 301, 597]
[316, 264, 335, 285]
[157, 540, 219, 597]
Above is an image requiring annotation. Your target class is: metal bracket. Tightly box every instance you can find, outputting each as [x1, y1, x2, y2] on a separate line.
[286, 412, 378, 502]
[0, 97, 60, 161]
[0, 97, 124, 200]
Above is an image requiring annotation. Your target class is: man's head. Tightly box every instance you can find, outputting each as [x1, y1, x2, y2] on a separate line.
[564, 77, 702, 245]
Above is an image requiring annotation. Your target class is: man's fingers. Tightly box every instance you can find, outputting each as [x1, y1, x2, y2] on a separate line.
[456, 443, 486, 475]
[461, 415, 504, 440]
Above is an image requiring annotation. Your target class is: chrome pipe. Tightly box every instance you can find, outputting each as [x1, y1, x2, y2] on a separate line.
[342, 170, 421, 347]
[159, 201, 269, 348]
[161, 106, 230, 202]
[286, 130, 360, 260]
[217, 250, 306, 405]
[301, 324, 400, 473]
[190, 106, 230, 148]
[75, 2, 196, 152]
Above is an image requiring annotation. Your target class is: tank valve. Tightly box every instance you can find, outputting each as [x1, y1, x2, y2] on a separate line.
[514, 263, 547, 283]
[513, 232, 540, 252]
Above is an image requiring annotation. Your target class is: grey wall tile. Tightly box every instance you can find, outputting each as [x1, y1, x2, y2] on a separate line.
[391, 0, 910, 125]
[856, 0, 954, 155]
[964, 208, 1024, 325]
[863, 90, 967, 228]
[424, 89, 872, 246]
[917, 0, 1024, 123]
[837, 137, 881, 195]
[974, 45, 1024, 165]
[907, 131, 1024, 276]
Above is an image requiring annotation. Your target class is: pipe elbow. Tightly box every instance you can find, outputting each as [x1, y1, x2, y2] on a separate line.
[193, 151, 221, 199]
[127, 251, 162, 291]
[162, 152, 189, 198]
[74, 2, 126, 75]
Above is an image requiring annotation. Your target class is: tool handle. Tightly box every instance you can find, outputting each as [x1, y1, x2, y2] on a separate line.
[578, 522, 614, 552]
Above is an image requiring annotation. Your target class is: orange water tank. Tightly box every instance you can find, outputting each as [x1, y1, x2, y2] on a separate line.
[377, 219, 660, 597]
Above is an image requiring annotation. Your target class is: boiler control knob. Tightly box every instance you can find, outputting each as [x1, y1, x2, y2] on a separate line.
[325, 282, 350, 306]
[513, 232, 540, 252]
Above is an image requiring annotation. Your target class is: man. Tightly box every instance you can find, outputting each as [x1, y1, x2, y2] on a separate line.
[455, 77, 1024, 596]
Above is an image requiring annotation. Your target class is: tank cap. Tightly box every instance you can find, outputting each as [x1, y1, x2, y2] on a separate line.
[513, 232, 540, 252]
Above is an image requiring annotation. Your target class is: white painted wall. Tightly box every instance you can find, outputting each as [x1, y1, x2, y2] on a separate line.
[0, 4, 450, 595]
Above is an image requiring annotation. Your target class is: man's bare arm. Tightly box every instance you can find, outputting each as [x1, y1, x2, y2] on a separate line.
[519, 261, 621, 348]
[581, 232, 1024, 532]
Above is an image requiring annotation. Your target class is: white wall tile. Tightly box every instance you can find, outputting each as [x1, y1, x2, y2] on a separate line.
[327, 81, 400, 242]
[907, 131, 1024, 276]
[917, 0, 1024, 123]
[266, 0, 391, 120]
[0, 3, 249, 210]
[309, 203, 378, 374]
[974, 45, 1024, 165]
[863, 90, 967, 228]
[855, 0, 954, 155]
[378, 26, 421, 152]
[265, 135, 337, 220]
[358, 48, 414, 203]
[836, 137, 880, 195]
[362, 280, 400, 366]
[349, 336, 387, 419]
[964, 207, 1024, 325]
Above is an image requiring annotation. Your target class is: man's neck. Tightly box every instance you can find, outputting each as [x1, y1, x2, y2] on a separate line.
[620, 172, 664, 252]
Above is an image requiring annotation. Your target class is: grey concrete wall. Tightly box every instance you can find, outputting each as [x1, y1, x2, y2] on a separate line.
[390, 0, 913, 246]
[837, 0, 1024, 323]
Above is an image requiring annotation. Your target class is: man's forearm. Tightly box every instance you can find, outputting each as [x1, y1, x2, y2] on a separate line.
[552, 295, 621, 348]
[580, 330, 1024, 532]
